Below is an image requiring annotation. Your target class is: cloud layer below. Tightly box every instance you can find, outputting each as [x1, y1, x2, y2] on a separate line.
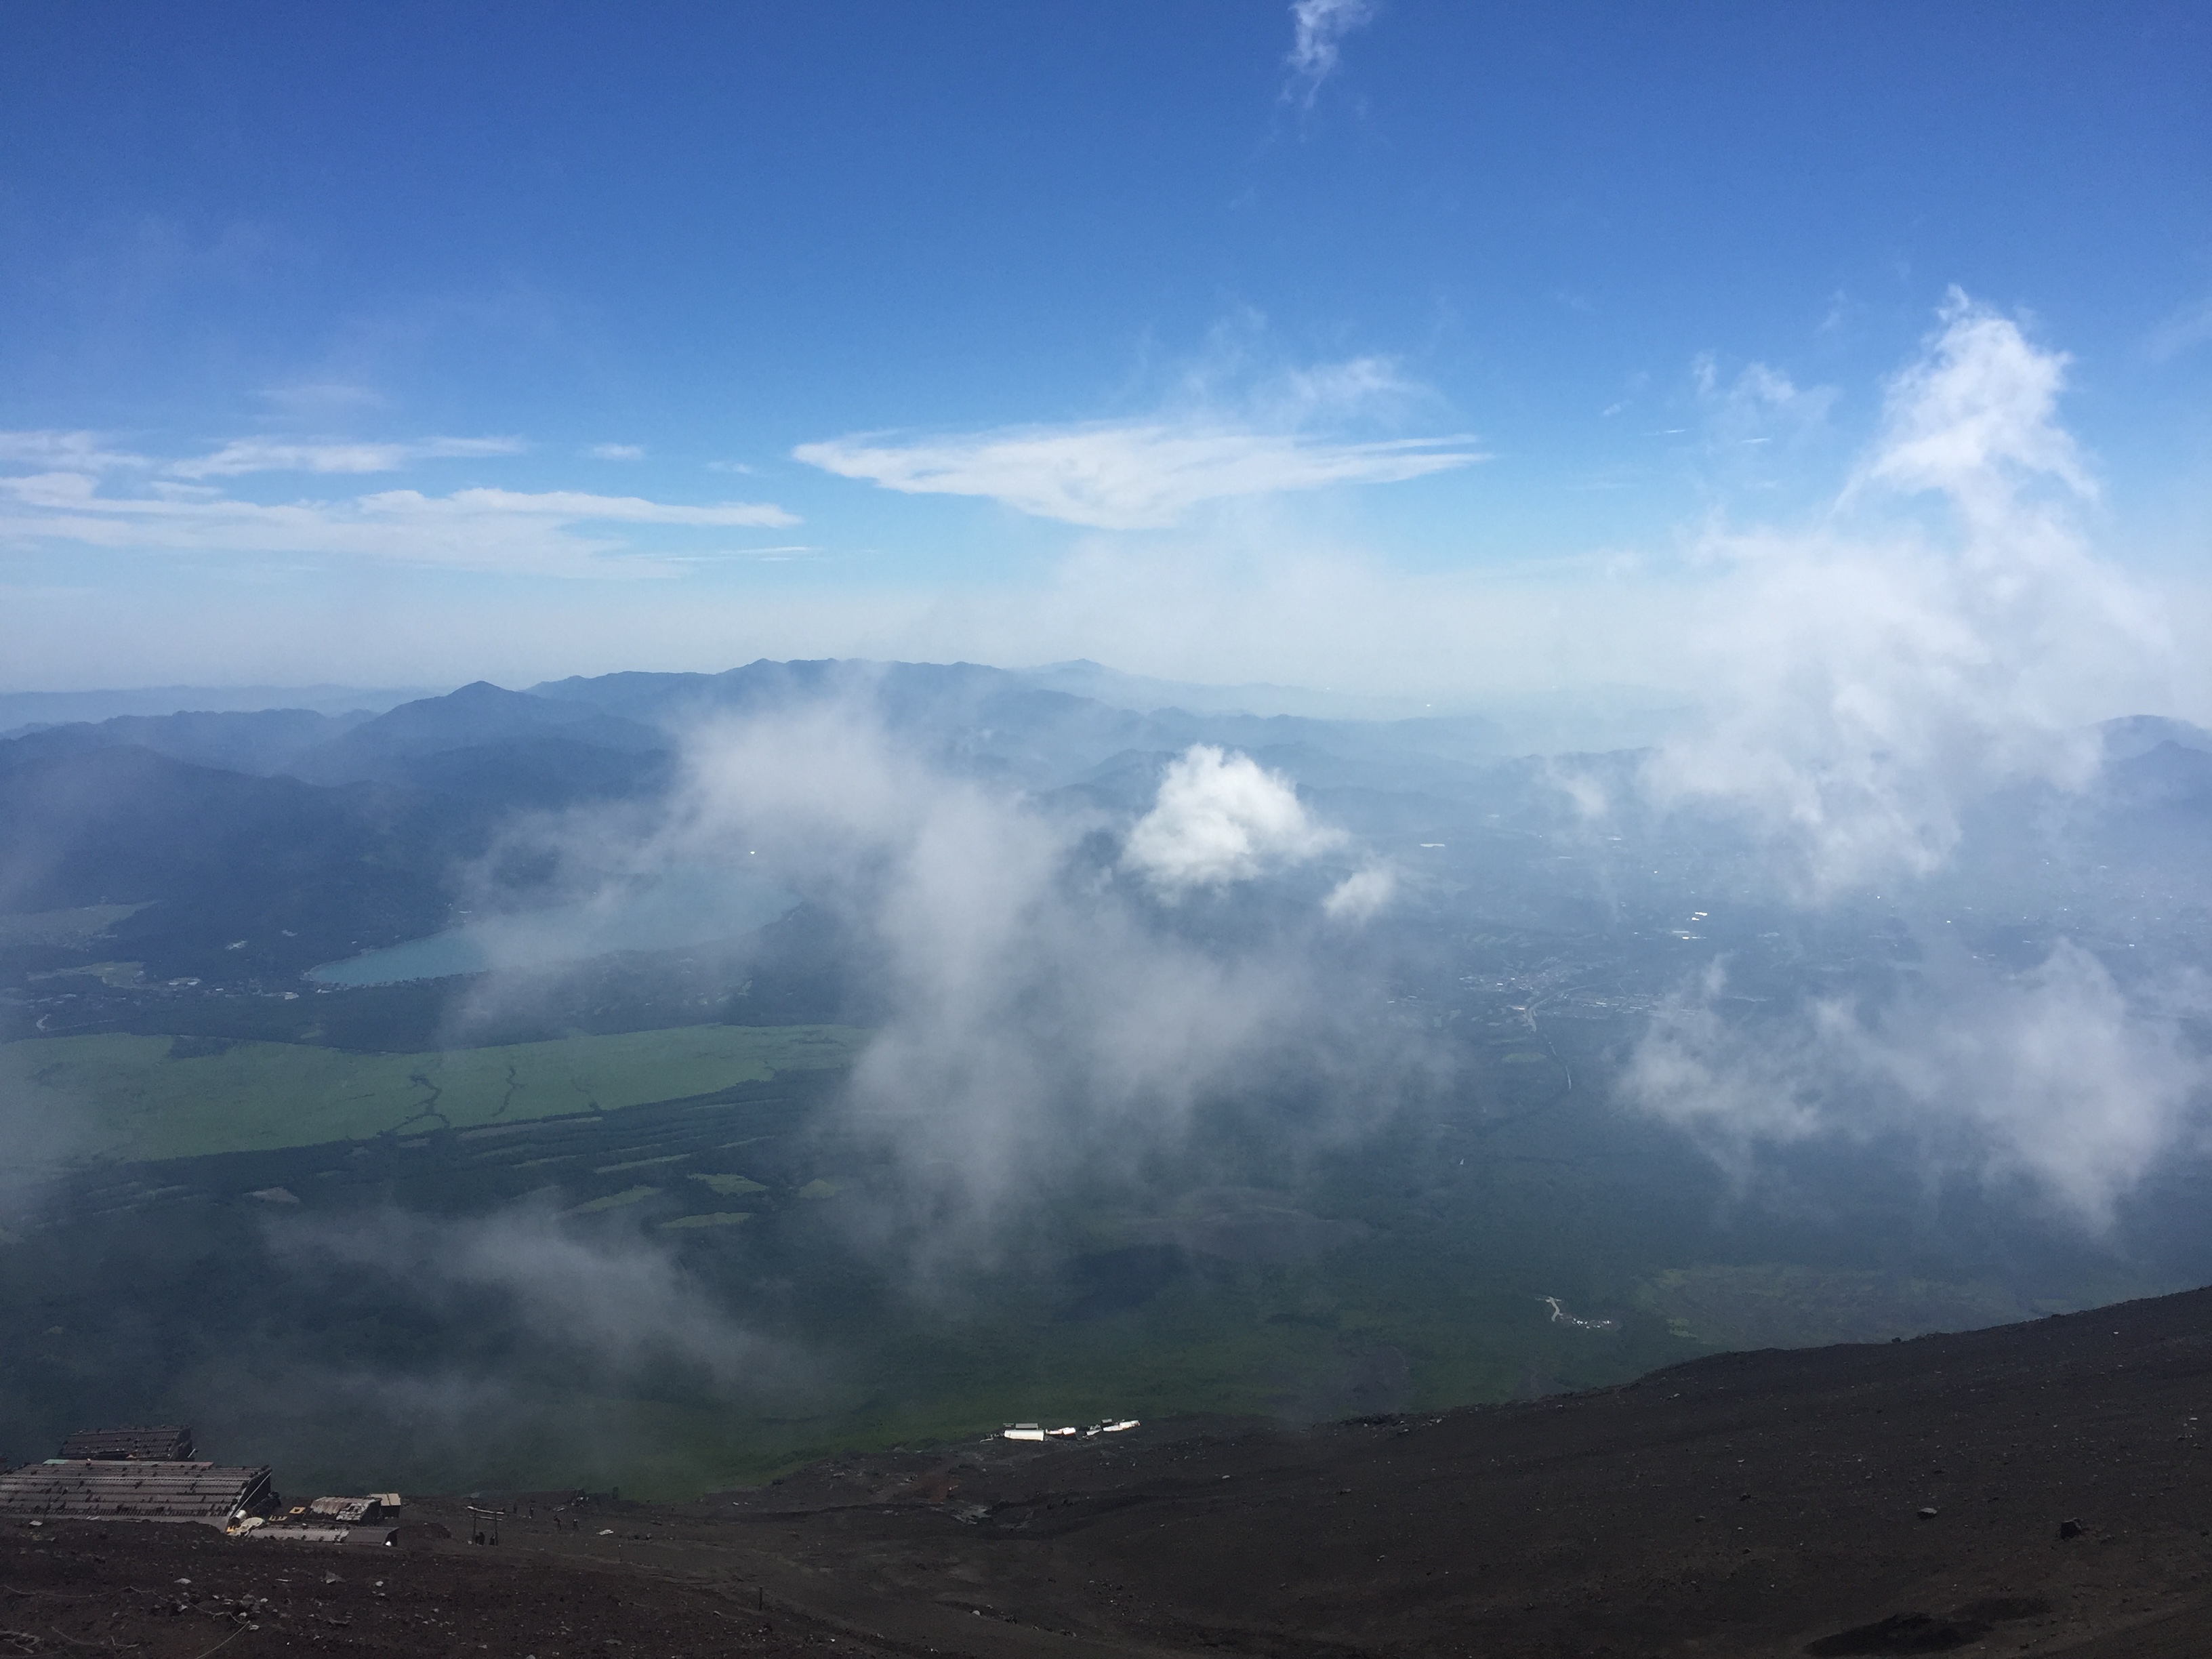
[1628, 946, 2211, 1228]
[472, 707, 1400, 1269]
[1643, 293, 2168, 899]
[1614, 293, 2206, 1228]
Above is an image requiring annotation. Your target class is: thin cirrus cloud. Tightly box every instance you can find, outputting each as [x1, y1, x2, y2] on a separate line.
[792, 422, 1486, 530]
[166, 435, 527, 479]
[0, 446, 798, 579]
[395, 487, 794, 527]
[2144, 293, 2212, 363]
[0, 429, 150, 471]
[1284, 0, 1376, 106]
[590, 443, 646, 460]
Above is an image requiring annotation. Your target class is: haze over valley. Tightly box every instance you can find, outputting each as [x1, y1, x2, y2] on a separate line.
[3, 7, 2209, 1652]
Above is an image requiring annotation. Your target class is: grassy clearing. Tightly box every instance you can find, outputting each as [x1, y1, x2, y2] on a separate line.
[0, 903, 149, 947]
[1635, 1265, 2038, 1349]
[691, 1172, 768, 1195]
[28, 961, 146, 987]
[0, 1023, 867, 1162]
[572, 1185, 663, 1213]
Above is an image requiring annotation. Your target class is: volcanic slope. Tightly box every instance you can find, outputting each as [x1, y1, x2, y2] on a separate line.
[15, 1285, 2212, 1658]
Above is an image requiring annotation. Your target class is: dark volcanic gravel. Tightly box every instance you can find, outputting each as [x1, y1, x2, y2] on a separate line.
[11, 1287, 2212, 1657]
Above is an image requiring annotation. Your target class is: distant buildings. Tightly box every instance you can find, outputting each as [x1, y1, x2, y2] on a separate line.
[1001, 1418, 1139, 1441]
[0, 1424, 399, 1545]
[58, 1425, 195, 1460]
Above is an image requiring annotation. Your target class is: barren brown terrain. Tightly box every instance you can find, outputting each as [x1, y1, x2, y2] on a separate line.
[10, 1285, 2212, 1658]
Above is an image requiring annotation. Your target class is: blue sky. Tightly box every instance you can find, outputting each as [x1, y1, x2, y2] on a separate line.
[2, 1, 2207, 702]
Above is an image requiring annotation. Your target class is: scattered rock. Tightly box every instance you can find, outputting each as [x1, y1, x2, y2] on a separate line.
[2058, 1517, 2083, 1540]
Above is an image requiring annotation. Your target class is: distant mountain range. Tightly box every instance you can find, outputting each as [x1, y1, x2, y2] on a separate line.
[3, 658, 2207, 985]
[0, 683, 438, 737]
[0, 659, 1528, 804]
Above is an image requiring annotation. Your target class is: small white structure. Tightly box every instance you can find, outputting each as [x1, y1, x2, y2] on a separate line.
[1004, 1416, 1141, 1441]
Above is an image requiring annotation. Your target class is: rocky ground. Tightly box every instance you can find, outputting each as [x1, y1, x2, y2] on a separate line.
[9, 1285, 2212, 1658]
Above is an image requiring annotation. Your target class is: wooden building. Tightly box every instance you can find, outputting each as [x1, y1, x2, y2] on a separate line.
[58, 1426, 197, 1461]
[0, 1460, 274, 1525]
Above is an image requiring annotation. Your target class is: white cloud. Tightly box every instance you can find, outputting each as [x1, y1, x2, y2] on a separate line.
[1626, 946, 2212, 1229]
[1284, 0, 1376, 106]
[1851, 288, 2093, 521]
[0, 470, 798, 579]
[1122, 744, 1345, 891]
[590, 443, 646, 460]
[794, 424, 1482, 529]
[0, 430, 149, 471]
[366, 487, 796, 527]
[280, 1202, 786, 1388]
[1322, 863, 1396, 922]
[1246, 354, 1427, 424]
[597, 709, 1340, 1260]
[2144, 292, 2212, 363]
[798, 337, 1476, 529]
[167, 435, 525, 478]
[1644, 293, 2163, 899]
[1618, 293, 2205, 1229]
[1694, 357, 1839, 452]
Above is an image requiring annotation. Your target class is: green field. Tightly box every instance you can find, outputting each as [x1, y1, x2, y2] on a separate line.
[1634, 1264, 2052, 1349]
[0, 1023, 869, 1162]
[0, 903, 148, 948]
[0, 1001, 2174, 1500]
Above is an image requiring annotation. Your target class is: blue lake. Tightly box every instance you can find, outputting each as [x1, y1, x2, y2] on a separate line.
[306, 865, 799, 986]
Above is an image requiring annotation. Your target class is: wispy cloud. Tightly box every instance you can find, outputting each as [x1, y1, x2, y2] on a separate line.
[1284, 0, 1376, 106]
[798, 334, 1475, 529]
[794, 424, 1481, 529]
[167, 435, 525, 478]
[0, 471, 798, 578]
[2144, 292, 2212, 363]
[1692, 356, 1839, 453]
[0, 430, 149, 471]
[1647, 293, 2150, 898]
[502, 708, 1402, 1265]
[377, 487, 795, 527]
[590, 443, 646, 460]
[1851, 288, 2093, 519]
[1616, 293, 2199, 1229]
[275, 1202, 792, 1390]
[1628, 946, 2211, 1229]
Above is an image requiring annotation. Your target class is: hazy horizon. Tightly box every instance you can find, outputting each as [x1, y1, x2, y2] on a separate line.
[3, 5, 2207, 716]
